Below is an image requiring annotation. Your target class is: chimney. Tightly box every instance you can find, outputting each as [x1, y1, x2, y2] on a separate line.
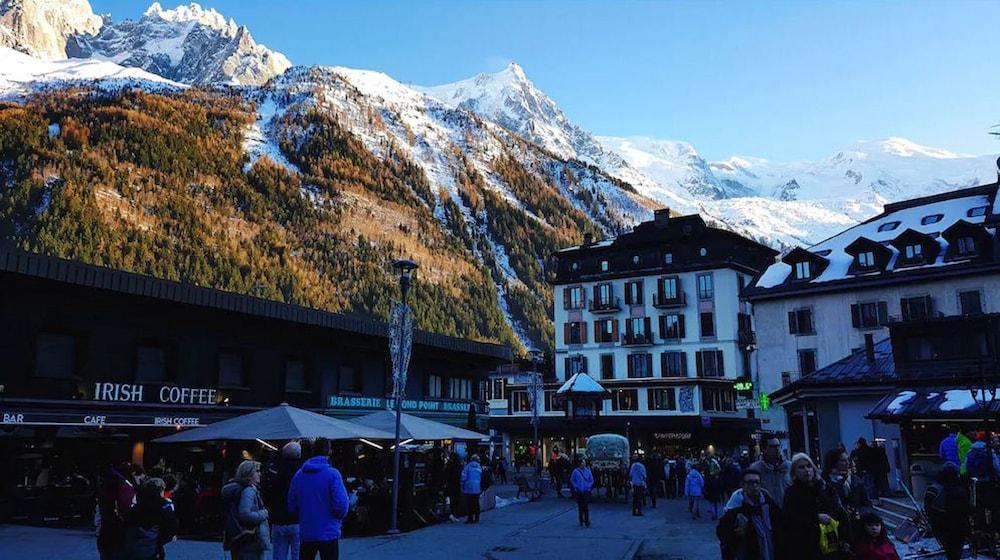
[583, 233, 594, 245]
[864, 333, 876, 365]
[654, 208, 671, 227]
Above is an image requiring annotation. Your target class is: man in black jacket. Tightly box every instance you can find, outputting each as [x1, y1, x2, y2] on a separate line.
[717, 469, 784, 560]
[264, 441, 303, 560]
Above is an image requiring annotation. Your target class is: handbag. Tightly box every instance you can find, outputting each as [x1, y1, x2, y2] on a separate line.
[229, 485, 261, 549]
[818, 518, 841, 555]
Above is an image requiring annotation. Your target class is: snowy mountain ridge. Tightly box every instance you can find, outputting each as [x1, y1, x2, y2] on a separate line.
[0, 0, 101, 59]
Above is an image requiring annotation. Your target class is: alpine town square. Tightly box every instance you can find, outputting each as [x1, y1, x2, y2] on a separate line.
[1, 2, 1000, 560]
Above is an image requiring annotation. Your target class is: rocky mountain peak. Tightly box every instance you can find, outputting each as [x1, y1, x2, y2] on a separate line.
[0, 0, 102, 59]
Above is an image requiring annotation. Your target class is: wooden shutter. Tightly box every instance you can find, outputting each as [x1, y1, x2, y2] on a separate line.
[850, 304, 861, 328]
[594, 320, 602, 343]
[659, 316, 667, 339]
[643, 317, 651, 339]
[627, 355, 635, 378]
[695, 351, 704, 377]
[563, 323, 571, 344]
[680, 352, 688, 377]
[563, 287, 570, 310]
[678, 314, 686, 338]
[611, 319, 619, 341]
[581, 356, 589, 374]
[593, 285, 600, 305]
[636, 280, 644, 304]
[624, 282, 633, 305]
[644, 354, 653, 376]
[581, 322, 588, 344]
[647, 388, 656, 409]
[877, 301, 889, 326]
[611, 390, 619, 411]
[564, 357, 571, 378]
[900, 298, 909, 321]
[660, 353, 668, 377]
[716, 350, 725, 376]
[788, 310, 800, 334]
[923, 295, 934, 316]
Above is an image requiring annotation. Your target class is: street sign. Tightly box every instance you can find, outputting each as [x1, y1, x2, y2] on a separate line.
[736, 396, 760, 410]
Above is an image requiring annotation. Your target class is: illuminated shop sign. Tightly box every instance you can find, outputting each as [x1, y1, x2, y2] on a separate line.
[328, 396, 485, 413]
[93, 382, 218, 405]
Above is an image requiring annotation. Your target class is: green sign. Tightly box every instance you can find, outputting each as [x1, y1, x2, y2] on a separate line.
[328, 395, 482, 413]
[759, 393, 771, 411]
[734, 381, 753, 392]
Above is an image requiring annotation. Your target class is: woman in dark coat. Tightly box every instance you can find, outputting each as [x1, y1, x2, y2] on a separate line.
[782, 453, 848, 560]
[924, 463, 971, 560]
[822, 449, 872, 542]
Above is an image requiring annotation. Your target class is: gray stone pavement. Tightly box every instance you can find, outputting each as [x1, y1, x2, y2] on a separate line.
[0, 494, 719, 559]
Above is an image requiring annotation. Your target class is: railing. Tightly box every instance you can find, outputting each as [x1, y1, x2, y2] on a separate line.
[589, 297, 622, 313]
[652, 292, 687, 308]
[622, 332, 653, 346]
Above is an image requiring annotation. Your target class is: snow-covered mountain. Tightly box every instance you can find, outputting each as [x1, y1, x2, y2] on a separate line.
[0, 0, 101, 59]
[67, 2, 290, 86]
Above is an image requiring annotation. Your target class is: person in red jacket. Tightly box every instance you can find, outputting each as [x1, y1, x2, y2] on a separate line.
[851, 512, 899, 560]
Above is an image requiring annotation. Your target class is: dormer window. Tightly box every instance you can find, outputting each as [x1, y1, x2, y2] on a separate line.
[858, 251, 875, 268]
[968, 206, 988, 218]
[600, 260, 610, 272]
[571, 262, 579, 271]
[920, 214, 943, 225]
[664, 253, 673, 264]
[878, 221, 901, 232]
[904, 244, 922, 260]
[632, 255, 641, 266]
[956, 236, 977, 256]
[794, 261, 811, 280]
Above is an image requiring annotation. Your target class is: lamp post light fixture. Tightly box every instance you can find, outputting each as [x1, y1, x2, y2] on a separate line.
[388, 258, 418, 535]
[528, 348, 544, 457]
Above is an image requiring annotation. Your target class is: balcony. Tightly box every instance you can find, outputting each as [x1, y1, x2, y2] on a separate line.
[622, 332, 654, 346]
[589, 296, 622, 314]
[652, 291, 687, 309]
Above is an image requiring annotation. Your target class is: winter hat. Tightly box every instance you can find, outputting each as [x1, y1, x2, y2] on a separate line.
[282, 441, 302, 459]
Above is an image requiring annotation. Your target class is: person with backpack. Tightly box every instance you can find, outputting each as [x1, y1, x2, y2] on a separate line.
[288, 437, 349, 560]
[924, 463, 971, 560]
[123, 477, 178, 560]
[97, 463, 136, 560]
[461, 454, 484, 524]
[570, 456, 594, 527]
[222, 460, 271, 560]
[264, 442, 302, 560]
[717, 468, 784, 560]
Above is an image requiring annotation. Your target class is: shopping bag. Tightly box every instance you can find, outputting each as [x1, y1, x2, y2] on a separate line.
[818, 518, 841, 555]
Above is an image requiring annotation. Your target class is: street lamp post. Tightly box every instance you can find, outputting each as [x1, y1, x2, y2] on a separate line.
[528, 349, 543, 459]
[388, 259, 418, 535]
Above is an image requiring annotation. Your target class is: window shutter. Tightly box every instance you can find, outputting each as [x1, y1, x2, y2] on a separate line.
[563, 358, 571, 378]
[657, 278, 664, 299]
[563, 323, 571, 344]
[612, 391, 619, 411]
[678, 314, 686, 338]
[636, 281, 644, 304]
[680, 352, 688, 377]
[612, 319, 619, 341]
[788, 310, 799, 334]
[627, 356, 635, 378]
[643, 317, 651, 338]
[659, 315, 667, 339]
[850, 304, 861, 328]
[647, 388, 655, 409]
[923, 295, 934, 316]
[645, 353, 653, 375]
[660, 353, 668, 377]
[593, 285, 600, 304]
[624, 283, 633, 305]
[581, 322, 588, 344]
[696, 351, 704, 377]
[581, 356, 589, 374]
[594, 320, 602, 343]
[716, 350, 725, 376]
[877, 301, 889, 326]
[801, 309, 813, 333]
[563, 288, 570, 309]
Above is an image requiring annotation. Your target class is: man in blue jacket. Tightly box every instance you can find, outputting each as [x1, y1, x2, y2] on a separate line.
[288, 437, 349, 560]
[461, 454, 483, 524]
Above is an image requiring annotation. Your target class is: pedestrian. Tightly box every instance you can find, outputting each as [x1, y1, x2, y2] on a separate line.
[264, 441, 302, 560]
[461, 454, 483, 524]
[645, 453, 661, 508]
[924, 463, 970, 560]
[674, 456, 688, 498]
[445, 452, 462, 520]
[750, 438, 792, 506]
[722, 456, 743, 501]
[97, 463, 136, 560]
[963, 433, 997, 479]
[629, 454, 647, 516]
[498, 455, 509, 485]
[123, 477, 178, 560]
[288, 437, 349, 560]
[686, 464, 705, 519]
[850, 438, 877, 504]
[872, 443, 890, 499]
[222, 460, 271, 560]
[570, 456, 594, 527]
[782, 453, 847, 560]
[822, 449, 871, 542]
[717, 468, 784, 560]
[850, 512, 899, 560]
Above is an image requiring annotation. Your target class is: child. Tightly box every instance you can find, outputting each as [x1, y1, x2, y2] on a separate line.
[851, 512, 900, 560]
[685, 465, 705, 519]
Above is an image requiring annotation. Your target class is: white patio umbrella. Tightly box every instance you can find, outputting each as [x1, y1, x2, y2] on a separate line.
[350, 410, 487, 441]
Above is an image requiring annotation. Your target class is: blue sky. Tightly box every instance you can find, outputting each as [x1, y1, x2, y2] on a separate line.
[91, 1, 1000, 161]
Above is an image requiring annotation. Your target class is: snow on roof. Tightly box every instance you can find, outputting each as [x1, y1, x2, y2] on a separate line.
[557, 372, 608, 395]
[754, 189, 993, 289]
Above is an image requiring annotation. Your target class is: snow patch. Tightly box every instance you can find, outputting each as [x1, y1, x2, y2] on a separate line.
[886, 391, 916, 413]
[939, 389, 978, 412]
[243, 94, 299, 174]
[47, 122, 60, 139]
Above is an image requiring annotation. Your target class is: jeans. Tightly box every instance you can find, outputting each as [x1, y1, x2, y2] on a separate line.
[466, 493, 481, 522]
[300, 539, 339, 560]
[632, 486, 645, 514]
[271, 523, 299, 560]
[575, 491, 591, 525]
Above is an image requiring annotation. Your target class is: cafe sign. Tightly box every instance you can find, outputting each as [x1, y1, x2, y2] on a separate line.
[93, 382, 218, 405]
[328, 395, 485, 414]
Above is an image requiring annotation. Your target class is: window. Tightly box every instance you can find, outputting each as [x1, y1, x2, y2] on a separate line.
[624, 280, 644, 305]
[484, 378, 505, 400]
[544, 390, 565, 412]
[968, 206, 988, 218]
[285, 359, 306, 391]
[659, 276, 679, 300]
[659, 313, 686, 340]
[632, 255, 641, 266]
[697, 274, 714, 299]
[600, 260, 610, 272]
[959, 290, 983, 315]
[594, 319, 618, 343]
[627, 353, 653, 378]
[664, 252, 673, 264]
[600, 354, 615, 380]
[449, 378, 472, 400]
[611, 388, 639, 411]
[699, 312, 715, 338]
[218, 351, 245, 388]
[564, 355, 588, 376]
[696, 350, 725, 377]
[851, 301, 888, 329]
[563, 286, 584, 309]
[595, 283, 614, 306]
[956, 236, 977, 256]
[877, 221, 901, 232]
[904, 243, 923, 261]
[626, 317, 651, 343]
[427, 374, 444, 398]
[901, 295, 933, 321]
[338, 364, 362, 394]
[570, 262, 579, 271]
[135, 345, 167, 382]
[920, 214, 943, 225]
[35, 333, 76, 378]
[661, 351, 688, 377]
[565, 321, 587, 345]
[857, 251, 875, 268]
[798, 349, 818, 375]
[701, 387, 736, 412]
[648, 388, 677, 411]
[787, 308, 815, 335]
[794, 261, 811, 280]
[512, 391, 531, 412]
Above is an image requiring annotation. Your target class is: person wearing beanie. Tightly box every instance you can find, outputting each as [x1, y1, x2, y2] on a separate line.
[264, 441, 303, 560]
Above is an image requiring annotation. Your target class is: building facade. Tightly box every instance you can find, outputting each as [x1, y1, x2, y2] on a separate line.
[489, 210, 777, 461]
[746, 182, 1000, 451]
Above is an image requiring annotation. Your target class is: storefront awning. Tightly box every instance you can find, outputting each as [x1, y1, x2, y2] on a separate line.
[868, 385, 1000, 421]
